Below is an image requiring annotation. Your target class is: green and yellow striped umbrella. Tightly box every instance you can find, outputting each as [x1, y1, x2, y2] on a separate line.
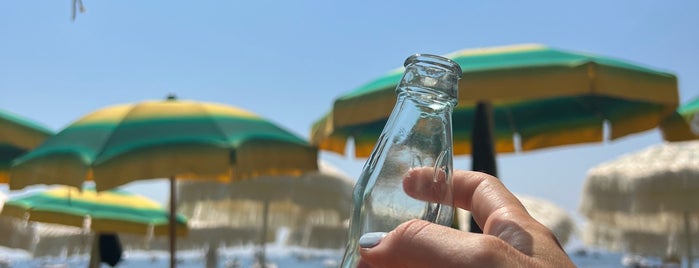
[0, 109, 53, 183]
[10, 97, 318, 191]
[0, 186, 188, 236]
[660, 96, 699, 141]
[312, 44, 679, 157]
[9, 96, 318, 267]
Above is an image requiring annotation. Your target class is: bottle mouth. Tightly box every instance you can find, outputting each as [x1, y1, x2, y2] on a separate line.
[404, 54, 462, 79]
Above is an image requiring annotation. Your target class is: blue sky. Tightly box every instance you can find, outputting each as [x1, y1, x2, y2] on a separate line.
[2, 0, 698, 243]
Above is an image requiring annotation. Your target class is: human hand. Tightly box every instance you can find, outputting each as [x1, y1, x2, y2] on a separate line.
[356, 168, 576, 268]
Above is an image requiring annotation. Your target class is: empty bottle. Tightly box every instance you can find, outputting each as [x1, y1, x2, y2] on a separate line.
[341, 53, 462, 267]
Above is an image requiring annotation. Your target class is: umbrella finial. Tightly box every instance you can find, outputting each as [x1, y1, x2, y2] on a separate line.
[166, 93, 178, 101]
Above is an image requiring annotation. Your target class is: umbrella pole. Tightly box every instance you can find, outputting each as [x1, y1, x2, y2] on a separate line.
[169, 175, 177, 268]
[88, 234, 100, 268]
[469, 101, 498, 234]
[685, 211, 693, 268]
[258, 199, 269, 268]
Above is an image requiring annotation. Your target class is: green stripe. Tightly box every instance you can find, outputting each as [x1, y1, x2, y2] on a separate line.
[339, 46, 675, 100]
[94, 116, 308, 162]
[5, 189, 184, 226]
[339, 96, 665, 145]
[0, 145, 26, 168]
[14, 114, 310, 167]
[678, 96, 699, 116]
[0, 109, 54, 136]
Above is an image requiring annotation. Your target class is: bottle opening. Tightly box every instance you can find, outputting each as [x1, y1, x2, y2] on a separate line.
[404, 54, 463, 78]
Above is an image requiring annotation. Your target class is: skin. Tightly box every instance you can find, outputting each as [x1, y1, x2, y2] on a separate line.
[357, 168, 576, 268]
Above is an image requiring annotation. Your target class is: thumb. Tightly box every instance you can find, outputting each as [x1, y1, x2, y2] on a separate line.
[358, 219, 525, 268]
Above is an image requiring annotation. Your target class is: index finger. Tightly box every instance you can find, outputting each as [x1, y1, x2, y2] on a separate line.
[403, 168, 530, 233]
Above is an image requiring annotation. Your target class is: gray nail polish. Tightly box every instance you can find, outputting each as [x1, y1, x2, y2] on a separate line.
[359, 232, 387, 248]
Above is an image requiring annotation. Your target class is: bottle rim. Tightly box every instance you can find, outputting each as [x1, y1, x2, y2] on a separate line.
[404, 54, 463, 78]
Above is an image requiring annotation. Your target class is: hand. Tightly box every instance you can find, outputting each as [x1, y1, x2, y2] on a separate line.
[357, 168, 576, 268]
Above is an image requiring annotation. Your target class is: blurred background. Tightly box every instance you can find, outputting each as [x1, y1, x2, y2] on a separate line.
[1, 1, 698, 267]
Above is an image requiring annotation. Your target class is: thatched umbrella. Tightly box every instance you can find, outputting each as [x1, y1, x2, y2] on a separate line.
[457, 194, 576, 246]
[580, 140, 699, 266]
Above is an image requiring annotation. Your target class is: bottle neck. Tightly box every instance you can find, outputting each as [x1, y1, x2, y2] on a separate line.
[396, 86, 458, 109]
[400, 54, 461, 100]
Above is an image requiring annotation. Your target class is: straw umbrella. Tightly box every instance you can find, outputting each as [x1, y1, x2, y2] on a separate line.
[310, 44, 678, 232]
[9, 96, 319, 268]
[174, 161, 353, 265]
[0, 192, 37, 254]
[582, 221, 699, 262]
[458, 194, 576, 246]
[579, 140, 699, 266]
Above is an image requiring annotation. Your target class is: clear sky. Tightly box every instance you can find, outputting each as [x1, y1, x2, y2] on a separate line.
[2, 0, 698, 244]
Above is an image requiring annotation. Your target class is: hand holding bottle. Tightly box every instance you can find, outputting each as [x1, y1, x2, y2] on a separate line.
[356, 168, 576, 268]
[341, 54, 461, 267]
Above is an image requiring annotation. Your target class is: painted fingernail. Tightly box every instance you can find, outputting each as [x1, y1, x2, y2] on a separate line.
[359, 232, 387, 248]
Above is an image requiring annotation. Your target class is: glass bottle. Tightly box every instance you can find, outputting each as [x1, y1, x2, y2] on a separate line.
[341, 54, 461, 267]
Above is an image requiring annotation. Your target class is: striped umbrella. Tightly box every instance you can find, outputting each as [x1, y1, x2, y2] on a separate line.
[312, 44, 678, 157]
[1, 186, 188, 236]
[0, 109, 53, 183]
[661, 96, 699, 141]
[311, 44, 678, 233]
[1, 186, 188, 266]
[9, 95, 319, 268]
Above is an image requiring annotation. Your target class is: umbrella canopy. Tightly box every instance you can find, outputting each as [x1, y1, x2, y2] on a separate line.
[311, 43, 678, 157]
[579, 140, 699, 231]
[457, 194, 576, 246]
[174, 161, 354, 250]
[0, 191, 38, 253]
[0, 186, 188, 236]
[10, 97, 318, 191]
[0, 216, 38, 254]
[0, 222, 93, 258]
[8, 96, 318, 268]
[661, 96, 699, 142]
[0, 109, 53, 183]
[177, 161, 353, 218]
[583, 221, 699, 259]
[579, 140, 699, 264]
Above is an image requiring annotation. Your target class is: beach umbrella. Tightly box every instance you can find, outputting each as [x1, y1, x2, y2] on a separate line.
[175, 161, 353, 264]
[579, 140, 699, 266]
[312, 44, 678, 157]
[0, 186, 188, 267]
[0, 109, 53, 183]
[178, 161, 353, 220]
[311, 43, 678, 232]
[9, 95, 319, 268]
[582, 221, 699, 261]
[0, 191, 38, 253]
[661, 96, 699, 141]
[1, 186, 188, 235]
[457, 194, 576, 246]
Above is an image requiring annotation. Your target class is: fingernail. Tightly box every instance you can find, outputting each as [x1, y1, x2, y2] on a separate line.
[359, 232, 387, 248]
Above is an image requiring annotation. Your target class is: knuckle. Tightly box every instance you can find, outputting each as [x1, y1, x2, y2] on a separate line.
[468, 235, 508, 266]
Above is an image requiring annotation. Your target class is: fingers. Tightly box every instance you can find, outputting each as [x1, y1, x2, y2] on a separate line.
[403, 167, 528, 230]
[402, 168, 566, 256]
[360, 168, 576, 268]
[358, 219, 529, 268]
[402, 167, 450, 204]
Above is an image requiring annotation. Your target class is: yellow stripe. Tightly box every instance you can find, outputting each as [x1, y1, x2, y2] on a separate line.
[73, 100, 261, 125]
[444, 44, 547, 58]
[44, 187, 162, 210]
[73, 103, 134, 125]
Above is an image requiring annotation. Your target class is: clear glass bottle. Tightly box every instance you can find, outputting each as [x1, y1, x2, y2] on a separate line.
[341, 54, 461, 267]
